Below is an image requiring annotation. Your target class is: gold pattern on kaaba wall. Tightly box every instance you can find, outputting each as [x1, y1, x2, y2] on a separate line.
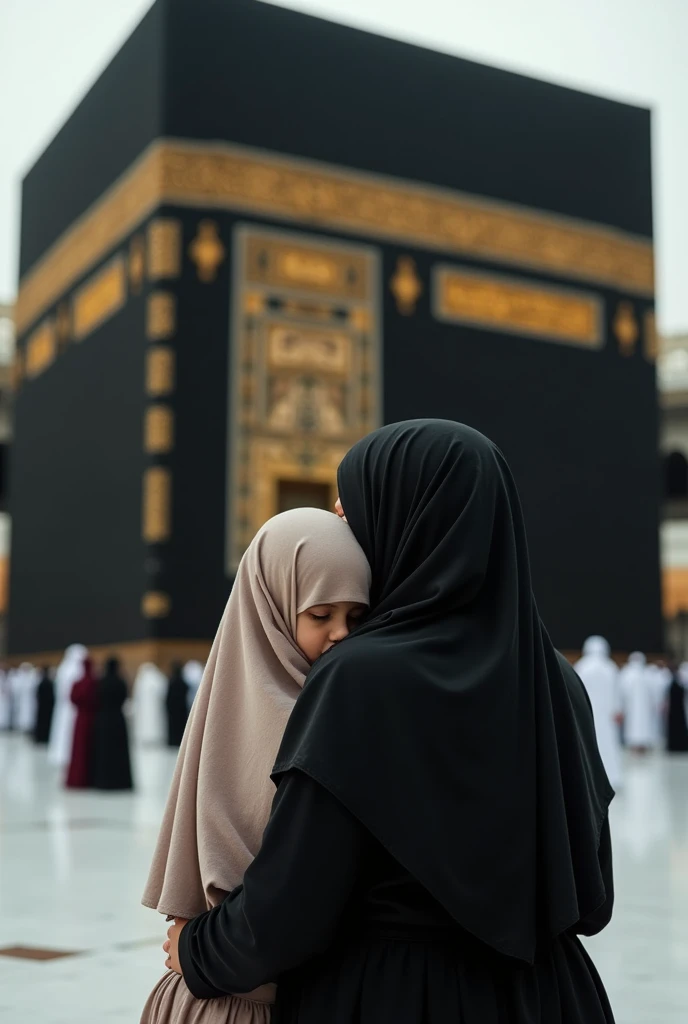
[160, 143, 654, 296]
[25, 319, 57, 378]
[146, 292, 176, 340]
[434, 266, 603, 348]
[144, 405, 175, 453]
[72, 255, 126, 341]
[147, 218, 182, 280]
[350, 307, 372, 331]
[228, 226, 381, 570]
[643, 310, 658, 362]
[245, 235, 368, 299]
[129, 234, 146, 294]
[15, 139, 654, 336]
[146, 347, 176, 396]
[141, 591, 171, 618]
[281, 298, 342, 322]
[142, 467, 172, 542]
[613, 301, 639, 357]
[56, 302, 71, 351]
[16, 145, 162, 335]
[267, 324, 352, 376]
[390, 256, 423, 315]
[189, 220, 226, 282]
[244, 291, 264, 315]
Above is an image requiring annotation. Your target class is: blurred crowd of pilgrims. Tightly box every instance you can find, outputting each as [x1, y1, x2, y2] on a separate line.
[1, 637, 687, 797]
[574, 637, 688, 790]
[0, 647, 205, 791]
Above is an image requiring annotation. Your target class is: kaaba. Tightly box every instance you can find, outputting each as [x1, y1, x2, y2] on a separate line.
[9, 0, 661, 667]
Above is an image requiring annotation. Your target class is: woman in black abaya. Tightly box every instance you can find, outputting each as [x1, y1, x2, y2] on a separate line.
[666, 666, 688, 753]
[33, 667, 55, 745]
[93, 657, 134, 791]
[165, 663, 189, 748]
[167, 419, 616, 1024]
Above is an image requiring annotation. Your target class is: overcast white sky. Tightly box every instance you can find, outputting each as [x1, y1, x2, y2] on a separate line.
[1, 0, 686, 331]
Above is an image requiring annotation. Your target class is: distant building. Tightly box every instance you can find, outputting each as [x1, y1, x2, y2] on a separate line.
[0, 302, 13, 639]
[659, 334, 688, 655]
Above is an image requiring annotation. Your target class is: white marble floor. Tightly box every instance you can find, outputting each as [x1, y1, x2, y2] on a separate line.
[0, 734, 687, 1023]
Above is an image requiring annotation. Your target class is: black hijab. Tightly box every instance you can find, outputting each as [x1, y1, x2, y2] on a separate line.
[274, 419, 614, 963]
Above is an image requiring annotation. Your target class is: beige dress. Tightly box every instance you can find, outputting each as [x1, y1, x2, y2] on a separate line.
[141, 974, 274, 1024]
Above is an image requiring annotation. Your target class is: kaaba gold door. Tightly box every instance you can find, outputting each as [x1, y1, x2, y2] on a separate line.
[227, 225, 381, 571]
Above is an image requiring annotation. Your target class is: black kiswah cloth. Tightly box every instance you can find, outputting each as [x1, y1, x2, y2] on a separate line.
[273, 419, 614, 964]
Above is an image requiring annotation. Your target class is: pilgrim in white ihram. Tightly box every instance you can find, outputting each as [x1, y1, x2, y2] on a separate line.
[620, 652, 657, 753]
[132, 662, 167, 746]
[574, 637, 623, 788]
[48, 644, 87, 767]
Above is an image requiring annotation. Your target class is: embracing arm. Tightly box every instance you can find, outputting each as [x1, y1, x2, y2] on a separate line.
[178, 769, 366, 998]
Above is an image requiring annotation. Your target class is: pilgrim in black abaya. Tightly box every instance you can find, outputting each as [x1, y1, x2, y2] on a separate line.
[165, 663, 189, 747]
[666, 674, 688, 752]
[178, 419, 616, 1024]
[92, 658, 134, 790]
[33, 668, 55, 745]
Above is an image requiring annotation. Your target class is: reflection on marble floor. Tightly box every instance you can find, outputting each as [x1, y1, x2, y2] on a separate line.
[1, 734, 687, 1023]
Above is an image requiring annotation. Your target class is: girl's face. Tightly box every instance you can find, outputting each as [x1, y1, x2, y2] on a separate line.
[296, 602, 367, 664]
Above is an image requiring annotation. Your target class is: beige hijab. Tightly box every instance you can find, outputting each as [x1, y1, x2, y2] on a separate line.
[141, 508, 370, 1024]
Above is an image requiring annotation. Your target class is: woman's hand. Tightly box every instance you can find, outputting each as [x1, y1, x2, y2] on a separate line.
[163, 918, 189, 975]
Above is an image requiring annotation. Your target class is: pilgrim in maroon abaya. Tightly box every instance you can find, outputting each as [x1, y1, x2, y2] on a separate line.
[65, 657, 98, 789]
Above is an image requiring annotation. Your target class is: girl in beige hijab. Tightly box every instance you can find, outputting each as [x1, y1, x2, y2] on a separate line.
[140, 508, 370, 1024]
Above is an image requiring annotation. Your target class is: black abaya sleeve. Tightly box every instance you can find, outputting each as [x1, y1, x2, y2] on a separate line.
[178, 769, 366, 999]
[574, 818, 614, 936]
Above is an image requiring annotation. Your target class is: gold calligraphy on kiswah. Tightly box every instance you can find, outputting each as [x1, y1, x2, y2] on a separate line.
[245, 234, 369, 300]
[72, 255, 126, 341]
[434, 266, 603, 348]
[25, 319, 57, 379]
[16, 139, 654, 336]
[161, 143, 652, 296]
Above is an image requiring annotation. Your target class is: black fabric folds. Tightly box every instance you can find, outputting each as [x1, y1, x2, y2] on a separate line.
[273, 419, 614, 964]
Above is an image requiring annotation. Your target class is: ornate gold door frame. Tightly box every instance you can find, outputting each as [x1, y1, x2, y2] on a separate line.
[227, 225, 381, 571]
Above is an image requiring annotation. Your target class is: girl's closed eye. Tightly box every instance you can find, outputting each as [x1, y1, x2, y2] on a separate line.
[296, 601, 368, 664]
